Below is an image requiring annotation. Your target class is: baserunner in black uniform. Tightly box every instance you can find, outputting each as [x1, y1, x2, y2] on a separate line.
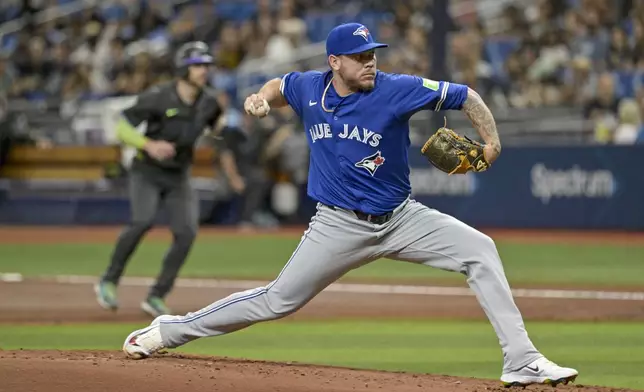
[95, 41, 223, 318]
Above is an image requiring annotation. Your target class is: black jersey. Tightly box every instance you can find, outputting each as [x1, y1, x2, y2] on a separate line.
[123, 81, 222, 171]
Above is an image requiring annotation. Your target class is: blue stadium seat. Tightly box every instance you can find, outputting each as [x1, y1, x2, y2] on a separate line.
[0, 5, 20, 24]
[615, 70, 636, 98]
[99, 4, 129, 22]
[23, 91, 48, 101]
[304, 11, 386, 43]
[0, 33, 17, 52]
[215, 1, 257, 22]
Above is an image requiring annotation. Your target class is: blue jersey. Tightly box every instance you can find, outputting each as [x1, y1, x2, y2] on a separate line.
[280, 69, 468, 215]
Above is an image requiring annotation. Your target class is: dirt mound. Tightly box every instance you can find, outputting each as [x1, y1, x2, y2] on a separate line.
[0, 350, 632, 392]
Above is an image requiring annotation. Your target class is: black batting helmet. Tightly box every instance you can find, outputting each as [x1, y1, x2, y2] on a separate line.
[174, 41, 214, 79]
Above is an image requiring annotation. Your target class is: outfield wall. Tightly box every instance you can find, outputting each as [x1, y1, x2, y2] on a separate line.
[407, 144, 644, 230]
[0, 145, 642, 230]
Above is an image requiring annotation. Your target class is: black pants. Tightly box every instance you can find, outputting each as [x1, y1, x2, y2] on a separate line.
[239, 166, 273, 223]
[101, 167, 198, 298]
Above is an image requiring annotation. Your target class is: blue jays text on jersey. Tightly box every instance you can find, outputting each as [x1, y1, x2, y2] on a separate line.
[280, 69, 468, 216]
[309, 123, 382, 146]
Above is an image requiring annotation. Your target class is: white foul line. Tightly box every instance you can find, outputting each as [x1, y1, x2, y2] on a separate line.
[2, 273, 643, 301]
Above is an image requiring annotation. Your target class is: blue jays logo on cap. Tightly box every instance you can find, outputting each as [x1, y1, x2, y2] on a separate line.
[326, 23, 388, 57]
[353, 26, 370, 42]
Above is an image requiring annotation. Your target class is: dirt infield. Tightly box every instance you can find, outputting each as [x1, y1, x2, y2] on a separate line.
[1, 226, 643, 392]
[1, 280, 644, 324]
[1, 280, 642, 392]
[0, 350, 634, 392]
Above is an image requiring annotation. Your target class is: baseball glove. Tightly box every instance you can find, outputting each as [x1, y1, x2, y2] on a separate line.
[421, 119, 490, 175]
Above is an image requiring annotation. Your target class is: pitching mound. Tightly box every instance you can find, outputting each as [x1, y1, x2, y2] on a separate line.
[0, 350, 633, 392]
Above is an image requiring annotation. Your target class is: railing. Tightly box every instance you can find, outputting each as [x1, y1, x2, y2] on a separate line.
[6, 95, 595, 149]
[408, 108, 594, 146]
[0, 0, 99, 38]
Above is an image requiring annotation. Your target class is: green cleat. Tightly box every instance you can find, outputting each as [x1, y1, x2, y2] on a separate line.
[141, 296, 171, 318]
[94, 281, 118, 311]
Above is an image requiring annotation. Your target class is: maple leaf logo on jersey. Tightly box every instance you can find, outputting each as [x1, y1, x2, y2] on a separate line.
[353, 26, 370, 42]
[355, 151, 386, 176]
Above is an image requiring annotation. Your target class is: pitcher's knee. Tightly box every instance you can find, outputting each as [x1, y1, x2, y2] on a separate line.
[477, 232, 498, 257]
[264, 290, 305, 319]
[461, 231, 503, 274]
[461, 226, 496, 254]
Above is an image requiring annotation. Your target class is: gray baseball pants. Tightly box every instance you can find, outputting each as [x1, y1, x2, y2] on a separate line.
[101, 167, 199, 299]
[159, 198, 542, 372]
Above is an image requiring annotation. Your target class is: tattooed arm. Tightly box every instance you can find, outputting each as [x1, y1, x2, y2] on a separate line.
[461, 87, 502, 163]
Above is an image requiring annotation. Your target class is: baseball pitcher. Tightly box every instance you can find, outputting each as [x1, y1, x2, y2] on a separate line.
[121, 24, 578, 387]
[95, 41, 223, 318]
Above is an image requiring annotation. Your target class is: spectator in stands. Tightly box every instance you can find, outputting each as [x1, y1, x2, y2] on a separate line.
[500, 4, 529, 37]
[261, 106, 308, 188]
[527, 28, 570, 88]
[630, 19, 644, 58]
[264, 0, 307, 63]
[11, 35, 53, 99]
[215, 22, 245, 70]
[607, 26, 632, 71]
[69, 20, 103, 66]
[505, 44, 544, 108]
[210, 91, 277, 230]
[0, 53, 14, 93]
[46, 37, 72, 93]
[61, 62, 91, 101]
[562, 56, 593, 107]
[613, 98, 642, 144]
[585, 72, 621, 143]
[526, 0, 568, 40]
[258, 105, 309, 223]
[573, 6, 610, 67]
[0, 93, 51, 172]
[585, 71, 620, 118]
[7, 0, 644, 145]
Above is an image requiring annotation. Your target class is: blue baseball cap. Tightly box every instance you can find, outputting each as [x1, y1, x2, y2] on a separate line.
[326, 23, 388, 57]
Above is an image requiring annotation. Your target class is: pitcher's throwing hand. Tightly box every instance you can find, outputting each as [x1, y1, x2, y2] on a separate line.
[244, 93, 270, 117]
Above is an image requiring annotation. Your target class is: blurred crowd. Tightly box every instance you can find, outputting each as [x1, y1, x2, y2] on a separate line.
[2, 0, 644, 144]
[0, 0, 387, 101]
[449, 0, 644, 143]
[3, 0, 644, 146]
[0, 0, 434, 103]
[3, 0, 644, 227]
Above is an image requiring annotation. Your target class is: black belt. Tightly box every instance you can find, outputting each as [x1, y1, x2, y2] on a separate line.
[325, 204, 394, 224]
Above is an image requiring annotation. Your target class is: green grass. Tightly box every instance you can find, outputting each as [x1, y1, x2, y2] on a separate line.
[0, 238, 643, 287]
[1, 320, 642, 389]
